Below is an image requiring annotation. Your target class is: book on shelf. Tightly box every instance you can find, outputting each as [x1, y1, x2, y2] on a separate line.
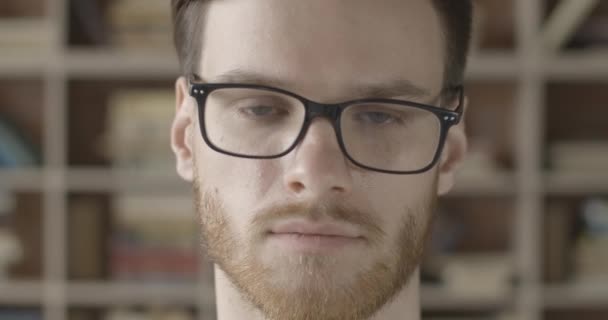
[68, 195, 109, 280]
[543, 201, 576, 283]
[0, 117, 39, 168]
[574, 198, 608, 282]
[5, 193, 41, 280]
[103, 89, 175, 172]
[110, 194, 200, 282]
[0, 229, 22, 279]
[107, 0, 172, 49]
[0, 309, 42, 320]
[542, 0, 600, 51]
[0, 192, 22, 280]
[569, 1, 608, 50]
[69, 0, 109, 45]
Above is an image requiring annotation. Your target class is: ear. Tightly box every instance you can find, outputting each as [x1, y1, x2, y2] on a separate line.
[171, 76, 196, 182]
[437, 96, 468, 196]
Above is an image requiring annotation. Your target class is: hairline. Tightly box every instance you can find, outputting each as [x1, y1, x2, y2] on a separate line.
[175, 0, 470, 91]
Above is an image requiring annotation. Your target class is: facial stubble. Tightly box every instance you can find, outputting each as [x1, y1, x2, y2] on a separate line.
[193, 165, 436, 320]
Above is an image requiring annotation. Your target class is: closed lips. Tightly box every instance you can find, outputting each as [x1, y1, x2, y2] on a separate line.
[269, 221, 363, 238]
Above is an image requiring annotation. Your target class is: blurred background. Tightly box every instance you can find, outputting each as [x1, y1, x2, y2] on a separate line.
[0, 0, 607, 319]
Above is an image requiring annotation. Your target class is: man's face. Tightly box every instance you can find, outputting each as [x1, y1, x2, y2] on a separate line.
[175, 0, 464, 319]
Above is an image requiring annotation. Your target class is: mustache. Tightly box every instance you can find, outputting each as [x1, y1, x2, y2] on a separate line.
[250, 201, 386, 243]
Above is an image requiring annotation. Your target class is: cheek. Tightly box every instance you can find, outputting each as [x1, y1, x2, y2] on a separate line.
[195, 142, 282, 227]
[357, 170, 437, 233]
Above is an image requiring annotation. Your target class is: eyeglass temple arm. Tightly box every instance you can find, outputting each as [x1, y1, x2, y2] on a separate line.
[187, 73, 204, 86]
[447, 85, 465, 114]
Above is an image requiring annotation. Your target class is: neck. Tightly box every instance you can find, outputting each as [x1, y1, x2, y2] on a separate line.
[213, 264, 421, 320]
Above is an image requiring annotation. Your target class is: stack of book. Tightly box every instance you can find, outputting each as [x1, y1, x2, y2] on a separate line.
[549, 141, 608, 172]
[103, 89, 175, 172]
[441, 254, 512, 298]
[574, 198, 608, 282]
[109, 195, 199, 282]
[107, 0, 172, 49]
[0, 117, 38, 167]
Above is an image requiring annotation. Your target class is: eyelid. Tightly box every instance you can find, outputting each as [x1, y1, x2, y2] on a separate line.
[218, 93, 283, 106]
[240, 105, 285, 116]
[388, 94, 440, 106]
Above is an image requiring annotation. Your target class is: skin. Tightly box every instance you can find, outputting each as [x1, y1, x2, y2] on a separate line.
[171, 0, 467, 319]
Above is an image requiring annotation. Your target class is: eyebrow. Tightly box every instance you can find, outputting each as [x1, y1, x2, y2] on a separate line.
[202, 69, 432, 100]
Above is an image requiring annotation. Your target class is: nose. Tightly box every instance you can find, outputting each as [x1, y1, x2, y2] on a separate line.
[283, 118, 353, 198]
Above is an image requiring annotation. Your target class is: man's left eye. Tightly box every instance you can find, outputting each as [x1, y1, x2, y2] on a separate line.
[246, 106, 276, 116]
[356, 111, 399, 124]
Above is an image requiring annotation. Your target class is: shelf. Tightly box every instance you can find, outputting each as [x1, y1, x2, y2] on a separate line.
[0, 282, 529, 310]
[0, 169, 45, 191]
[450, 171, 517, 196]
[0, 50, 522, 80]
[0, 283, 517, 312]
[9, 49, 608, 81]
[544, 51, 608, 81]
[0, 282, 43, 305]
[62, 168, 517, 196]
[66, 49, 179, 79]
[0, 168, 190, 193]
[466, 52, 519, 80]
[421, 285, 512, 310]
[0, 48, 179, 78]
[544, 282, 608, 308]
[544, 171, 608, 195]
[66, 168, 189, 193]
[0, 52, 48, 77]
[66, 282, 213, 307]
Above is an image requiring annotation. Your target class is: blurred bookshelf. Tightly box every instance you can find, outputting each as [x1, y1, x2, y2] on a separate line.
[0, 0, 607, 320]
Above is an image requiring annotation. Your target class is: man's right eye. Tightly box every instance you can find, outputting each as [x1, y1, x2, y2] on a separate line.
[355, 111, 400, 125]
[238, 105, 288, 118]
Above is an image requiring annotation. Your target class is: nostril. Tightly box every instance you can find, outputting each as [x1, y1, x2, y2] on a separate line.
[289, 181, 305, 193]
[331, 186, 346, 193]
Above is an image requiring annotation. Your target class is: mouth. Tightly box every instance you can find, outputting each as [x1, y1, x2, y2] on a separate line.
[267, 220, 366, 253]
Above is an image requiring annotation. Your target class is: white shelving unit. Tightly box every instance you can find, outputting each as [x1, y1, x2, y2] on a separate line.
[1, 0, 607, 319]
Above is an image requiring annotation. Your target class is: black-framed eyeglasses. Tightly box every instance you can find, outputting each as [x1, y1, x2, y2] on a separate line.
[188, 74, 464, 175]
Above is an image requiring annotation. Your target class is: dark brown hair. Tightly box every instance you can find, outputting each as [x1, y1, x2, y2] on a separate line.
[171, 0, 473, 89]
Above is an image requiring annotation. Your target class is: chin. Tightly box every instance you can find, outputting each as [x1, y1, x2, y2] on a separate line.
[260, 248, 370, 288]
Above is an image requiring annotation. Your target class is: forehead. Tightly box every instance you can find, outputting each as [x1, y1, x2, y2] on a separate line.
[199, 0, 444, 100]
